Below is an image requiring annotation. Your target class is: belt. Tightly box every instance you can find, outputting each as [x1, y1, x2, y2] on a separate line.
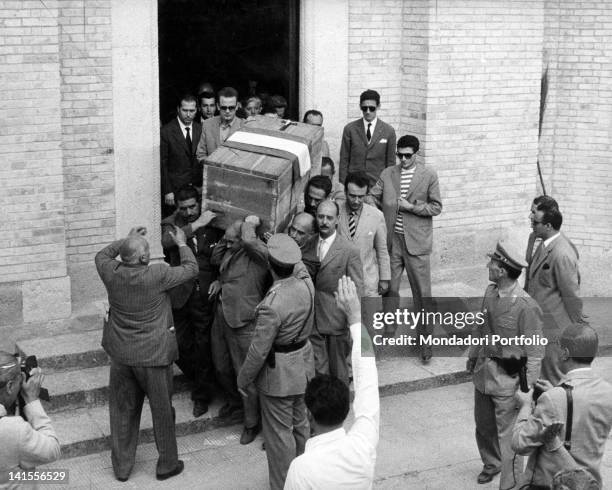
[274, 339, 307, 353]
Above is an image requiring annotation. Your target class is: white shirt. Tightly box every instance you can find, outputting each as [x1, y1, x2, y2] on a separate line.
[284, 322, 380, 489]
[543, 232, 561, 248]
[362, 117, 377, 140]
[317, 231, 337, 261]
[177, 116, 192, 139]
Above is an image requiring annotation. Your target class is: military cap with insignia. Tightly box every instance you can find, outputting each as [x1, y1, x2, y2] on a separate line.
[487, 239, 528, 271]
[267, 233, 302, 267]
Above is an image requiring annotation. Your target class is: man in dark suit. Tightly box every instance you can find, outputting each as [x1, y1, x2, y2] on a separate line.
[339, 89, 397, 186]
[160, 94, 201, 217]
[513, 324, 612, 488]
[210, 216, 271, 445]
[95, 225, 197, 482]
[368, 135, 442, 362]
[237, 234, 315, 490]
[161, 185, 223, 418]
[302, 200, 363, 385]
[526, 206, 582, 384]
[195, 86, 244, 162]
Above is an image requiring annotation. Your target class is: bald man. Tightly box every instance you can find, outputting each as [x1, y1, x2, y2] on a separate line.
[0, 352, 61, 485]
[301, 201, 363, 384]
[95, 226, 198, 482]
[288, 212, 316, 250]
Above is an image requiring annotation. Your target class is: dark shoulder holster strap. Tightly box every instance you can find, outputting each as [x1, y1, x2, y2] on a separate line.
[560, 383, 574, 451]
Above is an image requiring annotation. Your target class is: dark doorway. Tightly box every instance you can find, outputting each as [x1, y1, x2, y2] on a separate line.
[158, 0, 299, 124]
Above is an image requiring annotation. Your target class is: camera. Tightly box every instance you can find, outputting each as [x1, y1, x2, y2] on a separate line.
[16, 355, 50, 420]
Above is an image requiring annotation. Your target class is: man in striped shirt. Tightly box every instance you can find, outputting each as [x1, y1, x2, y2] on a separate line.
[368, 135, 442, 362]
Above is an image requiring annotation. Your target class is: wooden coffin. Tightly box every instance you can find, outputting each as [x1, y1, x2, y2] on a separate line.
[202, 117, 324, 232]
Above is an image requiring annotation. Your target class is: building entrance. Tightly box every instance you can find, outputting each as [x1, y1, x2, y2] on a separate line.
[158, 0, 299, 123]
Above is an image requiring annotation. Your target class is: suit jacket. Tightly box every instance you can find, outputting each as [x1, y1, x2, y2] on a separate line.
[210, 222, 272, 328]
[95, 239, 198, 366]
[160, 118, 202, 196]
[339, 118, 396, 185]
[338, 203, 390, 296]
[526, 233, 582, 337]
[512, 369, 612, 487]
[302, 232, 364, 335]
[524, 231, 579, 293]
[237, 269, 315, 396]
[161, 212, 223, 309]
[469, 283, 544, 396]
[195, 115, 243, 162]
[369, 163, 442, 255]
[0, 401, 61, 488]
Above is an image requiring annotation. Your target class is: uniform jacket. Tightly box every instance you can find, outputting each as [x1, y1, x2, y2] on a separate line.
[210, 222, 272, 329]
[302, 233, 364, 336]
[237, 269, 315, 396]
[339, 118, 396, 185]
[195, 115, 243, 162]
[338, 203, 390, 296]
[469, 283, 544, 396]
[160, 118, 202, 196]
[0, 401, 61, 489]
[512, 369, 612, 487]
[95, 239, 198, 366]
[368, 163, 442, 255]
[161, 212, 223, 309]
[526, 233, 582, 338]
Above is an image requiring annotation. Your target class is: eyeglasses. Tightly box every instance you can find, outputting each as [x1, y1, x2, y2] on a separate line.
[360, 106, 377, 113]
[219, 105, 236, 111]
[396, 152, 414, 160]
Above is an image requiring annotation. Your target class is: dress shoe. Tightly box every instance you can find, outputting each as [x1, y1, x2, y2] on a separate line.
[156, 460, 184, 481]
[116, 476, 128, 483]
[420, 346, 433, 364]
[192, 400, 209, 418]
[477, 470, 500, 484]
[240, 424, 261, 445]
[218, 402, 243, 418]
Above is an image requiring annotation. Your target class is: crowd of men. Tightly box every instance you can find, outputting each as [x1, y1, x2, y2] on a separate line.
[2, 86, 612, 490]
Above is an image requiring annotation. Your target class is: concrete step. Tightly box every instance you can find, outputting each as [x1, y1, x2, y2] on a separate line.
[16, 330, 107, 372]
[51, 355, 469, 458]
[41, 364, 189, 413]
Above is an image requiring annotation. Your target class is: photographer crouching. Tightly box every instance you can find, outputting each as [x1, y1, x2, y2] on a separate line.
[0, 351, 61, 488]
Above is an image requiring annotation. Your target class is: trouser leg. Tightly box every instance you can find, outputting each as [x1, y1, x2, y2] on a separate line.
[474, 388, 502, 476]
[133, 365, 179, 475]
[211, 303, 241, 407]
[227, 323, 260, 428]
[293, 395, 309, 456]
[403, 252, 433, 356]
[328, 331, 351, 386]
[109, 360, 144, 480]
[309, 329, 329, 375]
[493, 394, 521, 490]
[260, 394, 298, 490]
[190, 286, 216, 402]
[539, 340, 564, 386]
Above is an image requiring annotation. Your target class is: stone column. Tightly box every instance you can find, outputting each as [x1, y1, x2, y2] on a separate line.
[111, 0, 163, 259]
[300, 0, 349, 163]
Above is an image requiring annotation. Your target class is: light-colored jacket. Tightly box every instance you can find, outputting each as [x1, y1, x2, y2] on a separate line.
[0, 401, 61, 489]
[512, 369, 612, 487]
[368, 163, 442, 256]
[195, 116, 243, 162]
[337, 203, 390, 296]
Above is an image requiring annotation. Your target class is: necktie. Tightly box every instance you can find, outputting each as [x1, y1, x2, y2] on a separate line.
[185, 127, 192, 155]
[318, 239, 325, 260]
[348, 213, 356, 238]
[366, 123, 372, 143]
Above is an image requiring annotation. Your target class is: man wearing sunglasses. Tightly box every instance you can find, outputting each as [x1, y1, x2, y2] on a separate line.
[196, 86, 244, 163]
[339, 89, 396, 187]
[368, 135, 442, 362]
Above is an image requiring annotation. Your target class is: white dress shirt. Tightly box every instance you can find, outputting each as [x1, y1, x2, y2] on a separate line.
[284, 322, 380, 489]
[176, 116, 192, 139]
[362, 117, 378, 139]
[317, 231, 337, 261]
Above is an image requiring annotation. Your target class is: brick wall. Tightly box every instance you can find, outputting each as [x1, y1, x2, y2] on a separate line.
[0, 0, 68, 283]
[58, 0, 115, 268]
[424, 0, 545, 269]
[540, 0, 612, 254]
[347, 0, 403, 130]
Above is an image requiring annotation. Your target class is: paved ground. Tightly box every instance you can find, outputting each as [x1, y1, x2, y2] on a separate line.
[43, 357, 612, 489]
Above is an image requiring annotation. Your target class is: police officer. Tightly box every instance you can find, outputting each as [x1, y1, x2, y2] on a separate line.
[467, 240, 544, 489]
[237, 234, 315, 490]
[161, 184, 222, 418]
